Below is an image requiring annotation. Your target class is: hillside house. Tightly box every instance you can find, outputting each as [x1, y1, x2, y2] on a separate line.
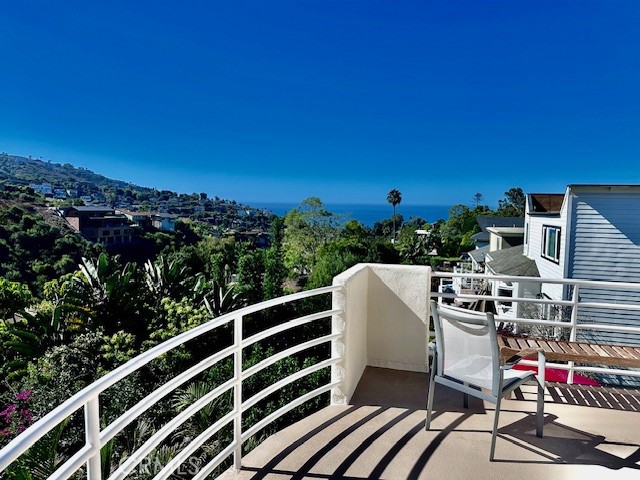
[152, 213, 178, 231]
[65, 206, 133, 245]
[450, 216, 525, 304]
[28, 182, 53, 195]
[490, 184, 640, 346]
[471, 216, 524, 249]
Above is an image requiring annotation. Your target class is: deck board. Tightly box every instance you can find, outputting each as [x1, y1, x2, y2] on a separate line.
[498, 335, 640, 369]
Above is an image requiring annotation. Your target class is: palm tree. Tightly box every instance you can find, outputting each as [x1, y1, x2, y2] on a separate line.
[386, 189, 402, 241]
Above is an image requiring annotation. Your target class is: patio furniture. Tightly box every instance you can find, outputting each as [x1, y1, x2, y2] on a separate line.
[498, 335, 640, 369]
[426, 301, 546, 460]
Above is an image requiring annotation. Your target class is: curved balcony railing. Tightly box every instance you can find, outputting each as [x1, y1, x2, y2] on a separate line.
[4, 264, 640, 480]
[0, 285, 342, 480]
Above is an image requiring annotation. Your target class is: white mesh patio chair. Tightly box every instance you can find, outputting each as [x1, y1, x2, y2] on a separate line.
[425, 300, 546, 460]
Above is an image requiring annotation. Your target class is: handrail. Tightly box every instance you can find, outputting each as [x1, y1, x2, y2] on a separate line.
[433, 271, 640, 291]
[0, 284, 342, 479]
[6, 265, 640, 480]
[432, 270, 640, 381]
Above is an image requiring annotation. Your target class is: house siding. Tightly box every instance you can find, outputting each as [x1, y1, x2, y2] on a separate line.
[525, 214, 565, 300]
[568, 190, 640, 346]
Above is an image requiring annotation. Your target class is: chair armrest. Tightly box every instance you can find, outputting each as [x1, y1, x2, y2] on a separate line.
[501, 347, 546, 385]
[501, 347, 542, 368]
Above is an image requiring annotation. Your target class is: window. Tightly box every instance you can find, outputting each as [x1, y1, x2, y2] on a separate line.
[542, 225, 561, 263]
[497, 287, 513, 308]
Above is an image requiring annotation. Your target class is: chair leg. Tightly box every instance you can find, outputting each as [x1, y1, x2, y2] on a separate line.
[536, 381, 544, 438]
[490, 395, 502, 461]
[425, 361, 437, 430]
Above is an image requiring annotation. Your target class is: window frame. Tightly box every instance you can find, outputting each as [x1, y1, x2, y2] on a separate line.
[541, 225, 561, 263]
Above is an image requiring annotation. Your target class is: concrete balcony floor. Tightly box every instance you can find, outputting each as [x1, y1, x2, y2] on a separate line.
[223, 367, 640, 480]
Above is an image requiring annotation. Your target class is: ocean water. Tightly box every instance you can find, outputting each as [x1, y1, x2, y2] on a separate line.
[249, 202, 451, 227]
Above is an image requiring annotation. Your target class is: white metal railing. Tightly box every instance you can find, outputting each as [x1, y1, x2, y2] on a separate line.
[432, 271, 640, 383]
[5, 265, 640, 480]
[0, 285, 342, 480]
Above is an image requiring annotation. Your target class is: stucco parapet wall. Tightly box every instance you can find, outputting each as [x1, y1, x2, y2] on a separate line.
[331, 264, 431, 405]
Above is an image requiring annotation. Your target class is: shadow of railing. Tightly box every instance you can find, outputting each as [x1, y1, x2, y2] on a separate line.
[242, 405, 468, 480]
[544, 383, 640, 412]
[496, 414, 640, 470]
[236, 368, 640, 479]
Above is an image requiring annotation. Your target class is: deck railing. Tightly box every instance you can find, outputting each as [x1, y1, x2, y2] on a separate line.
[4, 265, 640, 480]
[0, 285, 342, 480]
[433, 271, 640, 383]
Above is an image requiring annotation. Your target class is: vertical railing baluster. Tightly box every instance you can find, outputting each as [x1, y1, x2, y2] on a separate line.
[85, 397, 101, 480]
[567, 283, 580, 384]
[233, 315, 243, 470]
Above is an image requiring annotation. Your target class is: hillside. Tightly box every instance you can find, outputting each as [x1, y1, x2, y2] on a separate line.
[0, 153, 274, 234]
[0, 153, 152, 195]
[0, 185, 101, 291]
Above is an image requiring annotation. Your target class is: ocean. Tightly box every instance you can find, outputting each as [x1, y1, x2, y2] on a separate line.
[248, 202, 451, 227]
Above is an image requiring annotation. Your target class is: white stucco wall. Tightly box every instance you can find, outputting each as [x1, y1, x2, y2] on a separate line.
[366, 264, 430, 372]
[331, 264, 431, 405]
[331, 264, 369, 405]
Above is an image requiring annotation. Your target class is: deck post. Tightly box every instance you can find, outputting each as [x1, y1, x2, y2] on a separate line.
[233, 315, 243, 471]
[85, 397, 102, 480]
[567, 284, 580, 384]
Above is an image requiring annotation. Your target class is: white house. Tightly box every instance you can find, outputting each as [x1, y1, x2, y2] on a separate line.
[492, 184, 640, 346]
[451, 217, 525, 308]
[152, 213, 178, 231]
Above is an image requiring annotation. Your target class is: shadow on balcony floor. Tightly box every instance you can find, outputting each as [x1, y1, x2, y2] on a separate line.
[223, 367, 640, 479]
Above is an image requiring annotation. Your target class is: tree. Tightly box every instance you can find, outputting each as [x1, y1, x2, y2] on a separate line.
[283, 197, 342, 276]
[70, 253, 147, 339]
[373, 214, 404, 239]
[235, 250, 265, 305]
[395, 217, 432, 265]
[0, 278, 32, 320]
[438, 204, 479, 256]
[473, 193, 484, 208]
[498, 187, 526, 216]
[263, 217, 287, 300]
[386, 189, 402, 241]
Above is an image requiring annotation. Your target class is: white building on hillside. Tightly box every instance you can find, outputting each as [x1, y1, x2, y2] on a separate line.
[491, 184, 640, 346]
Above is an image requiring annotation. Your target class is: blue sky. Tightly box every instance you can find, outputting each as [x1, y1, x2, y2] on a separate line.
[1, 1, 639, 207]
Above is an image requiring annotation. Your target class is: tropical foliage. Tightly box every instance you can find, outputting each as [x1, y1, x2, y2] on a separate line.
[0, 185, 526, 478]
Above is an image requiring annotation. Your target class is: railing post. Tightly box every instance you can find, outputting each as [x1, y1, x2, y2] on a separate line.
[567, 284, 580, 384]
[85, 397, 102, 480]
[233, 315, 243, 470]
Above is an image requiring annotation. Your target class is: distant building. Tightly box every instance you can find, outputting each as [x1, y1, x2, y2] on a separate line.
[152, 213, 179, 231]
[117, 210, 178, 231]
[225, 229, 269, 247]
[65, 206, 133, 245]
[53, 188, 67, 199]
[471, 216, 524, 249]
[117, 209, 153, 229]
[28, 183, 53, 195]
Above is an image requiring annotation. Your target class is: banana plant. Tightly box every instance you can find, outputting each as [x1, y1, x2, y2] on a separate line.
[3, 307, 66, 381]
[68, 253, 145, 337]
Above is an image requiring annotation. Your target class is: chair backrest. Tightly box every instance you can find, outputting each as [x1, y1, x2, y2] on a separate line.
[430, 300, 501, 396]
